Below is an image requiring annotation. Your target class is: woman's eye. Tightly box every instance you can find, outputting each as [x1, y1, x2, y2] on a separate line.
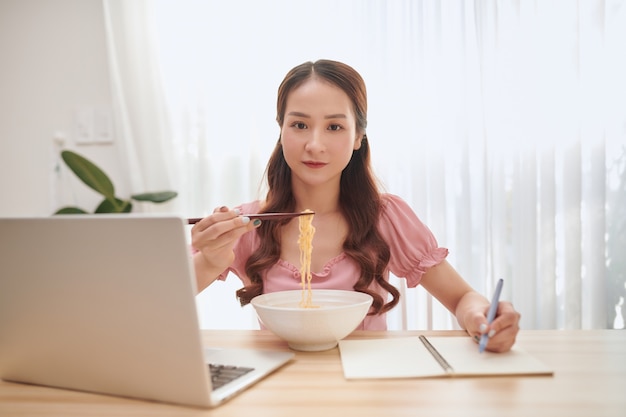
[291, 122, 307, 129]
[328, 124, 342, 131]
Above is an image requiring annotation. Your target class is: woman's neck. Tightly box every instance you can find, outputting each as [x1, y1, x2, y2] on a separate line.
[292, 181, 341, 216]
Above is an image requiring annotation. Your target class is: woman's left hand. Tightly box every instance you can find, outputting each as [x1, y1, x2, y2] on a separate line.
[470, 301, 521, 353]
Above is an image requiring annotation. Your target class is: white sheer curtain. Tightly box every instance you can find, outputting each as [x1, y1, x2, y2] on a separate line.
[102, 0, 178, 210]
[103, 0, 626, 330]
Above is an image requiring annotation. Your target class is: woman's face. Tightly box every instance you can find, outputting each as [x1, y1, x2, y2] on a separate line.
[280, 77, 362, 189]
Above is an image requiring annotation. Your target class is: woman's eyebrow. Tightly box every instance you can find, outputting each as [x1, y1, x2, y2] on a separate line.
[286, 112, 347, 119]
[287, 111, 310, 118]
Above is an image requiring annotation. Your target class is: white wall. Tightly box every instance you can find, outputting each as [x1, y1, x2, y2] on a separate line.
[0, 0, 125, 216]
[0, 0, 254, 330]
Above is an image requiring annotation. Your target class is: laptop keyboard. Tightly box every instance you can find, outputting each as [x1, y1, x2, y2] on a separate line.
[208, 364, 255, 390]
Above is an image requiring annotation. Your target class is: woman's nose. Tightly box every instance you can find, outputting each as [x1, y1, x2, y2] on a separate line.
[304, 129, 324, 152]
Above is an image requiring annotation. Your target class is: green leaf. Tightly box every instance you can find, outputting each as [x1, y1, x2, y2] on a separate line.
[54, 207, 89, 214]
[61, 150, 116, 200]
[131, 191, 178, 203]
[95, 198, 132, 213]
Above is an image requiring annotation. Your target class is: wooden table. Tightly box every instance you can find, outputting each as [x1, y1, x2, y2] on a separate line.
[0, 330, 624, 417]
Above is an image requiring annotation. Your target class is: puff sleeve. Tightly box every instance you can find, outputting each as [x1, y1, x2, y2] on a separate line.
[378, 194, 448, 288]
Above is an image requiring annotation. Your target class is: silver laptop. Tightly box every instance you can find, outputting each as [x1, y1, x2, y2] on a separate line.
[0, 215, 293, 408]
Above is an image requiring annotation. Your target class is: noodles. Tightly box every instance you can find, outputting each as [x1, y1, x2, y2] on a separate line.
[297, 210, 317, 308]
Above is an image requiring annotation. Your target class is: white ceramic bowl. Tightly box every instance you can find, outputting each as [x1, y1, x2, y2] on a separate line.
[250, 289, 373, 351]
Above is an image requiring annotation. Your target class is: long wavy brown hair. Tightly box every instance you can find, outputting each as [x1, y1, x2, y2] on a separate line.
[236, 59, 400, 315]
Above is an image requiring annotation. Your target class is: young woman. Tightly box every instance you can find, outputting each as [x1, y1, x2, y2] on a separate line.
[191, 59, 520, 352]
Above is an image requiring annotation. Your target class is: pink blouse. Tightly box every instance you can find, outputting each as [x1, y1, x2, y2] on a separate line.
[217, 194, 448, 330]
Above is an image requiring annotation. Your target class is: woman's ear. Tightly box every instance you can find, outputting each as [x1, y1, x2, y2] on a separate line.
[354, 134, 365, 150]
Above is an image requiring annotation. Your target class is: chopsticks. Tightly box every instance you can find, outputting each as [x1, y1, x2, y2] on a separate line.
[187, 211, 314, 225]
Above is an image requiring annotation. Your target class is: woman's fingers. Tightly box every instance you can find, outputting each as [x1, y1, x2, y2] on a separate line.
[191, 207, 260, 252]
[469, 301, 521, 353]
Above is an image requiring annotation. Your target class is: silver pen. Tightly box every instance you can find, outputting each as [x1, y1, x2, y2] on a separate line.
[479, 278, 504, 353]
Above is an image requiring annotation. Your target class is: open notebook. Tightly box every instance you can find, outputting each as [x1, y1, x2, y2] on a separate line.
[338, 336, 553, 379]
[0, 215, 294, 408]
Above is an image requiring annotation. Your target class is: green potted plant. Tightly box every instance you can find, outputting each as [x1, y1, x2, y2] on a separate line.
[54, 150, 177, 214]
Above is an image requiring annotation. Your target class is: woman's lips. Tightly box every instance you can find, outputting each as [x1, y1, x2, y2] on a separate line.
[303, 161, 326, 169]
